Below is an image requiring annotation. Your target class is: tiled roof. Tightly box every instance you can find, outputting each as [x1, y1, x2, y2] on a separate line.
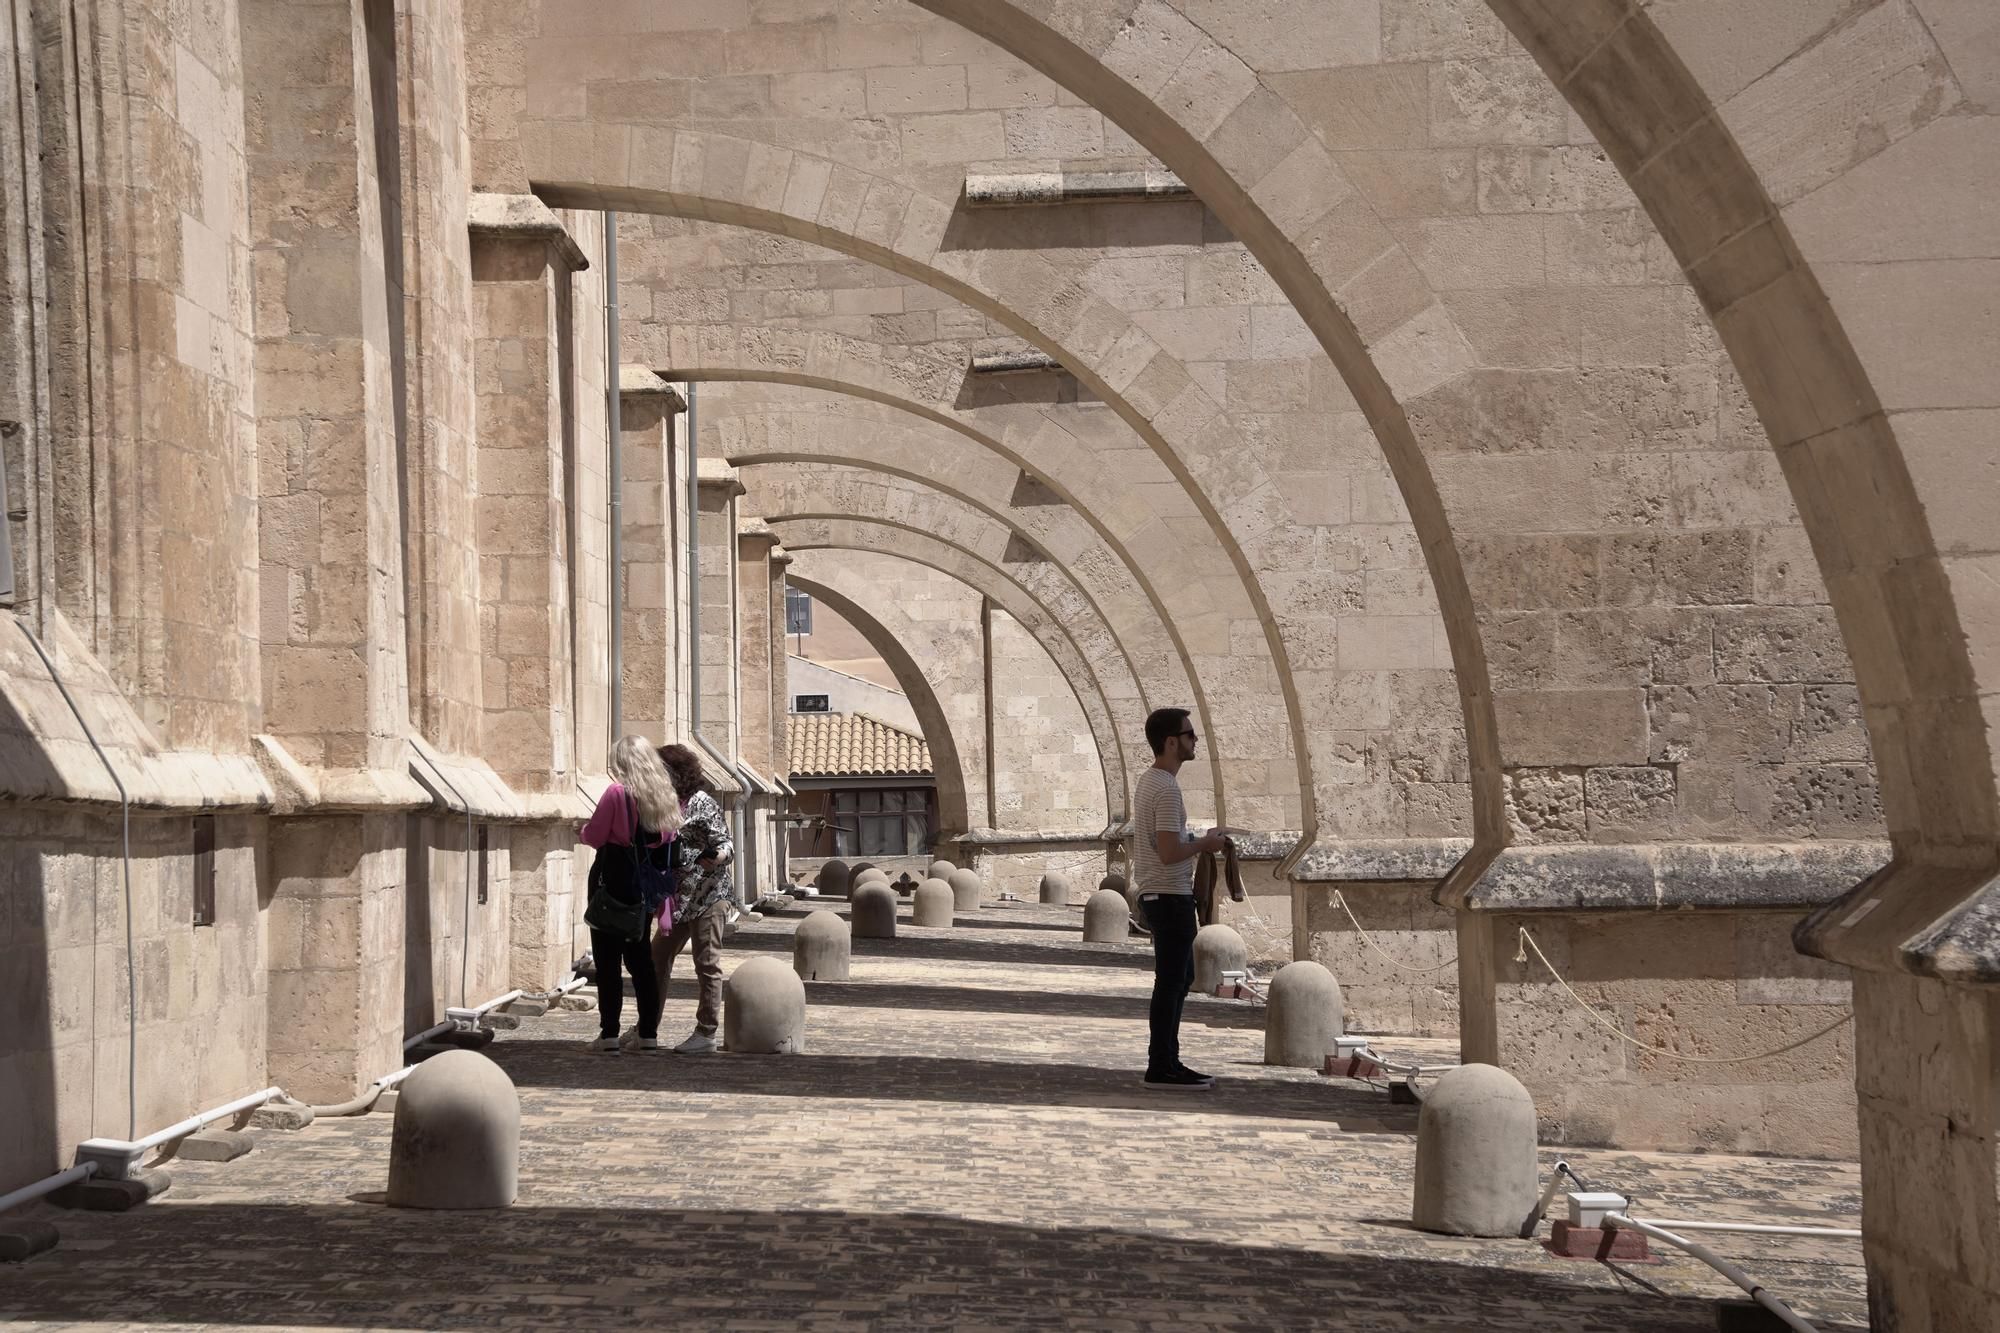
[789, 712, 932, 778]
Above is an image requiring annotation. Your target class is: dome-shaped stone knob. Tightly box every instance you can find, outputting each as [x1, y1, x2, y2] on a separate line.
[723, 956, 807, 1055]
[385, 1049, 519, 1210]
[912, 878, 955, 927]
[793, 909, 850, 981]
[927, 859, 956, 880]
[1099, 871, 1127, 896]
[815, 859, 851, 896]
[1082, 888, 1130, 942]
[1412, 1064, 1540, 1237]
[1190, 923, 1248, 994]
[1264, 960, 1344, 1067]
[1039, 871, 1071, 905]
[850, 882, 898, 938]
[852, 866, 890, 891]
[946, 868, 983, 910]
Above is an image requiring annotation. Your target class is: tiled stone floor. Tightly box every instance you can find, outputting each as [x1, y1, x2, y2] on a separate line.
[2, 896, 1868, 1330]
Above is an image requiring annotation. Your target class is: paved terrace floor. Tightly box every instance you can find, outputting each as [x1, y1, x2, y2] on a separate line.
[1, 894, 1868, 1330]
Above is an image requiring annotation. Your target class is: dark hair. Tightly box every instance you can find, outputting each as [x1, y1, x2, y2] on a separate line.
[1144, 708, 1192, 756]
[658, 744, 711, 801]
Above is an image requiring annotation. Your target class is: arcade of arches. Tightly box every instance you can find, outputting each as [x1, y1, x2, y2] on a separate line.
[0, 1, 1993, 1326]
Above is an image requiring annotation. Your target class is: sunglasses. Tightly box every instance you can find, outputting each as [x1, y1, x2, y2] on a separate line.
[1178, 729, 1199, 741]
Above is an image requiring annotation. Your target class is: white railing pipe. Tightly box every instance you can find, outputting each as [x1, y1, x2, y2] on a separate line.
[74, 1085, 283, 1179]
[1629, 1217, 1861, 1240]
[1605, 1213, 1819, 1333]
[0, 1162, 98, 1216]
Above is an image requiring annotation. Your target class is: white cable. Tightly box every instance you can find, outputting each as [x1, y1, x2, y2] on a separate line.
[1606, 1213, 1820, 1333]
[1629, 1217, 1860, 1240]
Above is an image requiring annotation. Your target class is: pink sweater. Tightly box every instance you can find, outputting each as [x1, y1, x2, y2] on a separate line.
[579, 784, 671, 849]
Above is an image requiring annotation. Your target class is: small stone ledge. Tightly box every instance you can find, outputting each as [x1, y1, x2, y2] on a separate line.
[1901, 878, 2000, 985]
[618, 365, 686, 409]
[1230, 834, 1475, 883]
[696, 456, 747, 499]
[964, 167, 1190, 208]
[943, 827, 1117, 855]
[1464, 840, 1890, 913]
[969, 349, 1064, 375]
[467, 192, 589, 271]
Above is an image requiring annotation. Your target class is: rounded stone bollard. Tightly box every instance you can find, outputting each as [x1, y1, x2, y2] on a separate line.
[815, 859, 851, 896]
[792, 909, 850, 981]
[1190, 924, 1249, 994]
[850, 882, 898, 939]
[385, 1049, 519, 1209]
[1082, 888, 1130, 942]
[853, 866, 890, 888]
[849, 861, 877, 881]
[1264, 960, 1345, 1068]
[1039, 871, 1072, 905]
[927, 859, 956, 880]
[1412, 1064, 1540, 1237]
[945, 868, 983, 910]
[912, 879, 955, 927]
[1099, 872, 1127, 897]
[723, 956, 807, 1055]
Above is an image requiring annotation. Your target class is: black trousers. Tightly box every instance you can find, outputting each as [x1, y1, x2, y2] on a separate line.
[1140, 894, 1197, 1074]
[589, 925, 660, 1040]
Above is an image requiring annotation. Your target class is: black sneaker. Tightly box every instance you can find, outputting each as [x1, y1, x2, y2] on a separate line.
[1143, 1067, 1214, 1090]
[1175, 1064, 1218, 1086]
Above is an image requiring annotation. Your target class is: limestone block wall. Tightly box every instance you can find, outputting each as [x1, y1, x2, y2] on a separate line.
[616, 375, 682, 747]
[987, 607, 1105, 834]
[1464, 908, 1856, 1159]
[787, 548, 989, 833]
[0, 809, 266, 1194]
[1302, 882, 1459, 1038]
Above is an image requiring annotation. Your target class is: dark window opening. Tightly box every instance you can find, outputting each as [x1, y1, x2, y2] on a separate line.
[477, 824, 490, 905]
[794, 694, 829, 713]
[824, 787, 934, 857]
[192, 816, 216, 927]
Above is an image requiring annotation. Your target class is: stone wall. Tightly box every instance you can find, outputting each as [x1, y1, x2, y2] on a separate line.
[987, 607, 1106, 834]
[0, 808, 266, 1192]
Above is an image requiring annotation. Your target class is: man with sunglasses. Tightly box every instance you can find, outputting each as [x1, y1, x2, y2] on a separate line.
[1131, 707, 1227, 1089]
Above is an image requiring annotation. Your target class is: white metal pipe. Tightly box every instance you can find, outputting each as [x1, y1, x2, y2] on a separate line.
[0, 1162, 97, 1216]
[403, 1020, 452, 1050]
[1606, 1213, 1820, 1333]
[79, 1085, 283, 1158]
[1629, 1217, 1861, 1240]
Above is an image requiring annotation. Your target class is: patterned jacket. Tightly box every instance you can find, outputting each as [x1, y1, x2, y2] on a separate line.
[673, 790, 734, 920]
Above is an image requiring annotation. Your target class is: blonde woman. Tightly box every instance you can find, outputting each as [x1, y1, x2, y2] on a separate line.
[579, 736, 683, 1055]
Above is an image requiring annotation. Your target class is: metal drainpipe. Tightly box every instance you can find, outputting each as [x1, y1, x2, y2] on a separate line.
[605, 211, 622, 741]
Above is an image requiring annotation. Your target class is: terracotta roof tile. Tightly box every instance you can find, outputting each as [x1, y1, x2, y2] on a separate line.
[789, 712, 932, 778]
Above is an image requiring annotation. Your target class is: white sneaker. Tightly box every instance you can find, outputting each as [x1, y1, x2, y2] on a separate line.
[583, 1036, 622, 1056]
[617, 1027, 660, 1051]
[673, 1027, 718, 1054]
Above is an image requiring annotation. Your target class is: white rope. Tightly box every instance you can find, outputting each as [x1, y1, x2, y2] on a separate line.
[1331, 890, 1458, 974]
[1517, 928, 1852, 1066]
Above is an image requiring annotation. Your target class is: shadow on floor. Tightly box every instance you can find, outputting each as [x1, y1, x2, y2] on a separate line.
[489, 1043, 1414, 1129]
[2, 1202, 1852, 1331]
[658, 974, 1264, 1030]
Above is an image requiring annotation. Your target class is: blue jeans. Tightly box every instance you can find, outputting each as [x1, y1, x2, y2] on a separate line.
[1141, 894, 1197, 1074]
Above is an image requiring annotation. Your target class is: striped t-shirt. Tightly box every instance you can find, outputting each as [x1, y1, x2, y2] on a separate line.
[1131, 766, 1194, 896]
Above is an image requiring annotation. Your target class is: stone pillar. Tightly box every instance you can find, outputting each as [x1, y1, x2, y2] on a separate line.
[617, 367, 685, 747]
[245, 0, 417, 1104]
[736, 526, 781, 776]
[694, 460, 745, 756]
[769, 546, 794, 884]
[468, 194, 588, 795]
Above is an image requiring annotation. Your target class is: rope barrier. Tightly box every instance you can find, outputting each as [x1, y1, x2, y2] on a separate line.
[1331, 890, 1459, 974]
[1515, 927, 1852, 1065]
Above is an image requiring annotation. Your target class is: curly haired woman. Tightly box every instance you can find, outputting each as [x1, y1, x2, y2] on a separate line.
[650, 742, 736, 1053]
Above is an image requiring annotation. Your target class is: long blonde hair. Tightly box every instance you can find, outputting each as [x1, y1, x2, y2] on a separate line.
[609, 736, 683, 836]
